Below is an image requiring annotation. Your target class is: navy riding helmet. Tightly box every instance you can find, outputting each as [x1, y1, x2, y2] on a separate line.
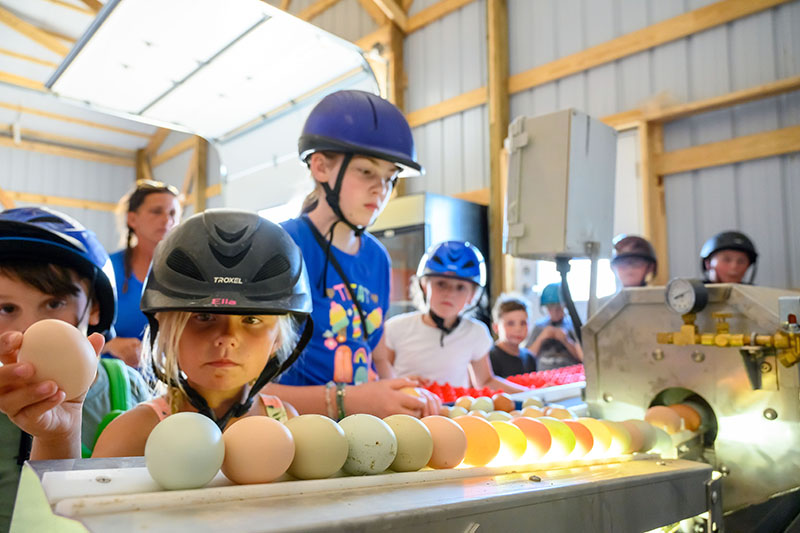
[0, 206, 117, 335]
[417, 241, 486, 287]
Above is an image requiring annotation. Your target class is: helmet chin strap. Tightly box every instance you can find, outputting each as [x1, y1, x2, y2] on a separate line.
[428, 310, 461, 347]
[320, 153, 366, 237]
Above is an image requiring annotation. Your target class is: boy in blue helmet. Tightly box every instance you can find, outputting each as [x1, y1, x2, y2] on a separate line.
[0, 207, 150, 530]
[265, 90, 441, 419]
[526, 282, 583, 370]
[374, 241, 527, 393]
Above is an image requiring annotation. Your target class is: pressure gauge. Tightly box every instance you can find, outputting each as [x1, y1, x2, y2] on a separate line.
[665, 278, 709, 315]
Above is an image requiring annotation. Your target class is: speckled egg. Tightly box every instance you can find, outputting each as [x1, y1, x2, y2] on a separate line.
[339, 414, 397, 475]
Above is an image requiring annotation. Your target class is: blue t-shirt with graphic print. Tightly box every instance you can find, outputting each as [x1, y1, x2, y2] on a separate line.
[279, 216, 391, 386]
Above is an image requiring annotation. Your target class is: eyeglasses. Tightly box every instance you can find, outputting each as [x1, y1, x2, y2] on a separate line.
[135, 179, 180, 197]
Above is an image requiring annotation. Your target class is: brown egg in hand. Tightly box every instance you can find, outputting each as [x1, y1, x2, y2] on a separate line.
[17, 319, 97, 400]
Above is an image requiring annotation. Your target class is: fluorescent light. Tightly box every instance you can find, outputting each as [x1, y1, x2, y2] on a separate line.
[49, 0, 373, 140]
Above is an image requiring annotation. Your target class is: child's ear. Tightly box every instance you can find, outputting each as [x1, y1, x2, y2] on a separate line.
[491, 322, 499, 335]
[89, 300, 101, 326]
[309, 153, 337, 186]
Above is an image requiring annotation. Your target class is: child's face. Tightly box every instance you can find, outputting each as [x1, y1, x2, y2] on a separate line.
[178, 313, 281, 394]
[316, 154, 400, 227]
[0, 273, 98, 335]
[706, 250, 750, 283]
[546, 303, 565, 323]
[613, 257, 653, 288]
[424, 276, 477, 320]
[495, 309, 530, 346]
[128, 192, 181, 247]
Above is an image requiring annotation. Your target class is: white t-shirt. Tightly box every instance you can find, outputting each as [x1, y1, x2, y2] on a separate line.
[384, 312, 493, 387]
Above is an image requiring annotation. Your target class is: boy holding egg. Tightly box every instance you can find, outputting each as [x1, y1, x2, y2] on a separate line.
[373, 241, 526, 394]
[0, 207, 150, 531]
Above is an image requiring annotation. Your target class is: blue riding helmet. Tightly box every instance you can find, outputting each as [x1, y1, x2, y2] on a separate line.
[298, 90, 424, 177]
[0, 207, 117, 335]
[417, 241, 486, 287]
[540, 283, 561, 306]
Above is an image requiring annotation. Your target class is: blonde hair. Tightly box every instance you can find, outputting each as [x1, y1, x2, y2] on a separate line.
[143, 311, 299, 415]
[299, 151, 343, 215]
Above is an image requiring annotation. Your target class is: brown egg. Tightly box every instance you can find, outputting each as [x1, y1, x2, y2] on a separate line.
[454, 415, 500, 466]
[668, 404, 701, 431]
[17, 319, 97, 400]
[491, 393, 515, 412]
[421, 415, 467, 469]
[454, 396, 474, 410]
[222, 417, 295, 484]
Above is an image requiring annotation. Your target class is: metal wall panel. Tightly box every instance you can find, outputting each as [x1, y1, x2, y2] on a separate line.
[0, 145, 133, 252]
[277, 0, 377, 42]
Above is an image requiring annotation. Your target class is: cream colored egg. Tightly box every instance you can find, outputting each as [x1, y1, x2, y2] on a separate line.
[471, 396, 494, 412]
[17, 319, 97, 400]
[285, 415, 348, 479]
[339, 414, 397, 475]
[384, 414, 434, 472]
[448, 406, 469, 418]
[222, 417, 294, 484]
[487, 410, 513, 421]
[522, 397, 544, 409]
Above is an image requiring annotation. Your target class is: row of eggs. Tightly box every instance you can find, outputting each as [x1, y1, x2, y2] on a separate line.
[144, 410, 675, 491]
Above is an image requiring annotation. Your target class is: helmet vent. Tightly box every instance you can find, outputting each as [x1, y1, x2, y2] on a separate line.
[214, 225, 247, 243]
[462, 260, 476, 269]
[166, 249, 205, 281]
[29, 215, 68, 224]
[253, 254, 290, 282]
[210, 244, 250, 268]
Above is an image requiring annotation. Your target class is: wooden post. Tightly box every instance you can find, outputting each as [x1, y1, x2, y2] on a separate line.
[192, 137, 208, 213]
[135, 149, 146, 182]
[638, 121, 669, 285]
[486, 0, 509, 301]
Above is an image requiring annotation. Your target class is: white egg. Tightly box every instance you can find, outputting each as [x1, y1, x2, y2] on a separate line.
[145, 412, 225, 490]
[17, 319, 97, 400]
[339, 414, 397, 475]
[471, 396, 494, 412]
[285, 415, 348, 479]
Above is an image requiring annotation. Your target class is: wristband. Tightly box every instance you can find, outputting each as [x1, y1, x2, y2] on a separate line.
[325, 381, 336, 419]
[336, 383, 347, 421]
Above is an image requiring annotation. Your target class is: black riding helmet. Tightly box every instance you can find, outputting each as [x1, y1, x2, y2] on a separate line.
[700, 230, 758, 284]
[141, 209, 312, 428]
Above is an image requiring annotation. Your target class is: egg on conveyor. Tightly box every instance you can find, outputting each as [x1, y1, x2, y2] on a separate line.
[645, 406, 682, 434]
[383, 414, 433, 472]
[17, 319, 97, 400]
[222, 417, 294, 484]
[144, 412, 225, 490]
[285, 414, 348, 479]
[421, 415, 467, 469]
[339, 414, 397, 475]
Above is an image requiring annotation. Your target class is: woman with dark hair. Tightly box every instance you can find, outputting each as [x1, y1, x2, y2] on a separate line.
[104, 180, 181, 367]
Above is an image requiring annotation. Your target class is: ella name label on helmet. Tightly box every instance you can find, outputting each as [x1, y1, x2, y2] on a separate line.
[213, 276, 243, 284]
[211, 298, 237, 306]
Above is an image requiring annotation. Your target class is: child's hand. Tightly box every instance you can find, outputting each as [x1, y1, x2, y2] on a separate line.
[103, 336, 142, 368]
[347, 378, 427, 419]
[0, 331, 104, 441]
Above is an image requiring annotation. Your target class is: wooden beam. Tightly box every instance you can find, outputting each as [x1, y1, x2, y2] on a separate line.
[0, 186, 15, 209]
[357, 0, 387, 25]
[0, 70, 44, 91]
[639, 121, 669, 285]
[145, 128, 170, 156]
[387, 23, 405, 111]
[193, 137, 208, 212]
[650, 75, 800, 123]
[0, 136, 134, 167]
[407, 0, 474, 33]
[601, 109, 644, 131]
[369, 0, 408, 32]
[280, 0, 291, 10]
[508, 0, 790, 95]
[654, 125, 800, 176]
[2, 189, 116, 211]
[151, 136, 196, 167]
[297, 0, 341, 21]
[0, 122, 136, 157]
[0, 102, 151, 138]
[79, 0, 102, 13]
[135, 149, 154, 182]
[181, 148, 198, 198]
[42, 0, 95, 16]
[0, 47, 58, 68]
[355, 24, 392, 51]
[406, 87, 486, 128]
[452, 188, 488, 205]
[487, 0, 509, 300]
[0, 7, 70, 55]
[205, 182, 222, 199]
[38, 26, 76, 44]
[402, 0, 414, 10]
[0, 135, 134, 166]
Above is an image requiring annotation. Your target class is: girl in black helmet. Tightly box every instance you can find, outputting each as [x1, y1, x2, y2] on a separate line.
[266, 90, 440, 419]
[9, 210, 314, 459]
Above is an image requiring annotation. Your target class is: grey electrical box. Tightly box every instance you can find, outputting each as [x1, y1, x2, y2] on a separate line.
[505, 109, 617, 260]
